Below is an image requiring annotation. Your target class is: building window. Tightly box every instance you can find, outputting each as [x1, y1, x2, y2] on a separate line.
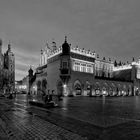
[81, 63, 86, 72]
[73, 60, 93, 74]
[73, 62, 80, 71]
[87, 64, 93, 73]
[63, 62, 68, 69]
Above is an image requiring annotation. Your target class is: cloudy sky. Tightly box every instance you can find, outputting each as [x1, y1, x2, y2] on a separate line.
[0, 0, 140, 80]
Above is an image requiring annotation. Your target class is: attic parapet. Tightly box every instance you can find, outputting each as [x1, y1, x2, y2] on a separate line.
[113, 64, 132, 71]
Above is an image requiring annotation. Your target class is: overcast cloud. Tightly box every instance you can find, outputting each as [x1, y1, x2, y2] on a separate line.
[0, 0, 140, 80]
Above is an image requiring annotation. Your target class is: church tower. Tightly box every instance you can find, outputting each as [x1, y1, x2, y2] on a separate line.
[4, 42, 15, 92]
[28, 67, 33, 94]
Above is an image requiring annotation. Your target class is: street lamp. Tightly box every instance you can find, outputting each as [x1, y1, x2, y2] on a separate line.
[63, 84, 68, 96]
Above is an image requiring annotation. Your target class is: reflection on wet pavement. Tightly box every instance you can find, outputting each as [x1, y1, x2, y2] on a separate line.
[49, 96, 140, 127]
[0, 98, 87, 140]
[1, 95, 140, 140]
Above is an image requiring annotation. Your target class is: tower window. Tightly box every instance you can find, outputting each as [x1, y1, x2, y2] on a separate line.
[63, 62, 68, 69]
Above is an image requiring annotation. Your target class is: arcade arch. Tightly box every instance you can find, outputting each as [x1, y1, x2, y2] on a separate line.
[42, 79, 47, 91]
[85, 81, 91, 96]
[102, 82, 108, 96]
[73, 80, 82, 96]
[95, 82, 101, 96]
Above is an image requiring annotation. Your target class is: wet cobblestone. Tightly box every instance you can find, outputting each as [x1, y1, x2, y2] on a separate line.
[0, 99, 87, 140]
[2, 95, 140, 140]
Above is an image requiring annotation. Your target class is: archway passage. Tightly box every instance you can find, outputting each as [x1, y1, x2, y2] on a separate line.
[95, 83, 101, 96]
[74, 80, 82, 96]
[87, 85, 91, 96]
[102, 83, 108, 96]
[75, 84, 82, 95]
[109, 87, 113, 96]
[86, 81, 91, 96]
[102, 87, 108, 96]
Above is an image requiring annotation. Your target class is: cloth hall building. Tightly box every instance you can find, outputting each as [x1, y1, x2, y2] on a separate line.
[28, 37, 140, 97]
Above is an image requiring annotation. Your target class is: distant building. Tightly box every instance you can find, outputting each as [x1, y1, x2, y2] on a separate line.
[15, 76, 29, 94]
[28, 37, 140, 97]
[0, 39, 15, 94]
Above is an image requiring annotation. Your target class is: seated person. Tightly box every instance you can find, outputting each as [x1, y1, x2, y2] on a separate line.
[45, 95, 48, 103]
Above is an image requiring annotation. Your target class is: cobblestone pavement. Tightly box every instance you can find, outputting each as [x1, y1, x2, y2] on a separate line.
[0, 98, 87, 140]
[1, 95, 140, 140]
[49, 96, 140, 127]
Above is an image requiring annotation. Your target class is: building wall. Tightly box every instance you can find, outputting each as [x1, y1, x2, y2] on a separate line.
[69, 71, 94, 96]
[47, 58, 61, 95]
[95, 59, 114, 78]
[32, 39, 140, 97]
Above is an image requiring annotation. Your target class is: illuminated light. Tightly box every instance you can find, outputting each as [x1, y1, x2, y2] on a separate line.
[22, 85, 27, 89]
[71, 47, 95, 58]
[19, 85, 27, 89]
[132, 61, 140, 66]
[72, 58, 94, 65]
[63, 84, 67, 88]
[33, 86, 37, 91]
[63, 84, 69, 96]
[102, 90, 107, 96]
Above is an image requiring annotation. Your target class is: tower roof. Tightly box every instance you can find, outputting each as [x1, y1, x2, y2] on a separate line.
[28, 66, 33, 73]
[62, 36, 69, 48]
[62, 36, 70, 55]
[8, 42, 11, 51]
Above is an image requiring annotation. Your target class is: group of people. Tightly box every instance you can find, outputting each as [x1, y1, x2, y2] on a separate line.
[42, 89, 55, 104]
[8, 92, 17, 99]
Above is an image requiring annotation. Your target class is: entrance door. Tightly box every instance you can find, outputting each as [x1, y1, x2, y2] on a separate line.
[75, 84, 82, 95]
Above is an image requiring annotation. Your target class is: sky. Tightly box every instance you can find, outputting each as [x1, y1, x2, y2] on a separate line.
[0, 0, 140, 80]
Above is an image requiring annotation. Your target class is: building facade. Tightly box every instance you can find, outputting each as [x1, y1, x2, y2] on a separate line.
[28, 37, 140, 97]
[0, 39, 15, 94]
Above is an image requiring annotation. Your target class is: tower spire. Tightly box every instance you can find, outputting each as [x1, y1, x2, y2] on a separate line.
[65, 36, 67, 43]
[8, 40, 11, 51]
